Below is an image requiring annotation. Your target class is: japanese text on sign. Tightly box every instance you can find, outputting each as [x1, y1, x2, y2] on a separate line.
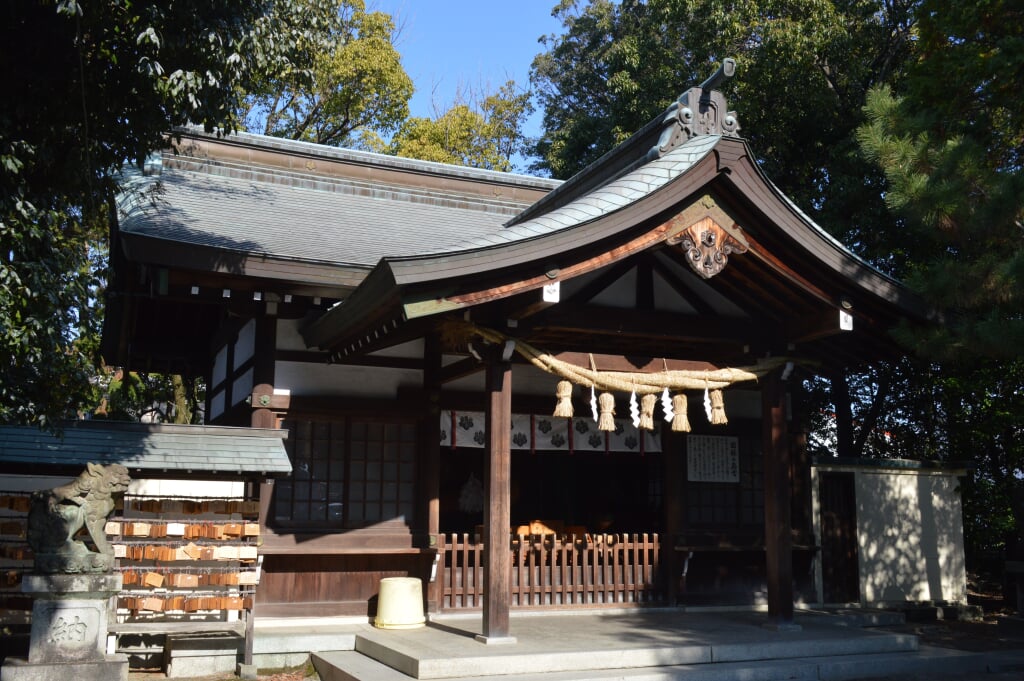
[686, 435, 739, 482]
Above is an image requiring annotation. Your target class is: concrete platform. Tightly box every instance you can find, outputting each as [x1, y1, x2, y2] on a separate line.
[311, 610, 985, 681]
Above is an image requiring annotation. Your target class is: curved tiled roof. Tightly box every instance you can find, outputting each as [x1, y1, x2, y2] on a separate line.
[435, 135, 721, 254]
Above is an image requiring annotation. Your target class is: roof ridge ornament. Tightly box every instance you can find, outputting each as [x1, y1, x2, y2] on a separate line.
[649, 58, 741, 160]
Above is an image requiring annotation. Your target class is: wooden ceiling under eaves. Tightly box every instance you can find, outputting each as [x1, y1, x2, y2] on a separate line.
[459, 238, 905, 372]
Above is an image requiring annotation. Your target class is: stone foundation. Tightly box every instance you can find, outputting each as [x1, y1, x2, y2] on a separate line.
[0, 573, 127, 681]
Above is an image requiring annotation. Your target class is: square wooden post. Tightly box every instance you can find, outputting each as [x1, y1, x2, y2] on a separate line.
[477, 359, 516, 644]
[421, 333, 442, 612]
[661, 429, 685, 604]
[763, 368, 798, 629]
[250, 317, 279, 429]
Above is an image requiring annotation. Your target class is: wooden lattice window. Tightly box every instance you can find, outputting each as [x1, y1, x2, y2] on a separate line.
[684, 437, 764, 529]
[273, 417, 416, 528]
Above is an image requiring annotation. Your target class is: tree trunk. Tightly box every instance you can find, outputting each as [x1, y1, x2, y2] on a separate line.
[833, 369, 854, 459]
[172, 374, 192, 424]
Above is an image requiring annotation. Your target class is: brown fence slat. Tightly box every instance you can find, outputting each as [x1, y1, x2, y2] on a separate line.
[473, 533, 482, 606]
[565, 532, 573, 602]
[438, 532, 662, 611]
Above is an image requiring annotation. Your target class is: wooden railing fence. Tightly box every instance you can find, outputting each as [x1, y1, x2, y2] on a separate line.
[438, 533, 663, 610]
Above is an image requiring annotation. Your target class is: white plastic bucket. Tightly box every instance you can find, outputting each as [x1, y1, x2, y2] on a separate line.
[374, 577, 425, 629]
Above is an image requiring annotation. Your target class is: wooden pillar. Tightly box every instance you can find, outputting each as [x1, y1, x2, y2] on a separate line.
[422, 333, 442, 539]
[421, 333, 442, 611]
[250, 317, 278, 429]
[477, 358, 516, 644]
[662, 429, 685, 604]
[763, 368, 797, 628]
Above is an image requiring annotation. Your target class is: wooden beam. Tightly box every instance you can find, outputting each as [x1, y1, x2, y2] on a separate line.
[436, 214, 692, 312]
[439, 356, 486, 384]
[552, 352, 725, 374]
[530, 306, 756, 346]
[786, 314, 845, 344]
[743, 232, 840, 309]
[762, 368, 796, 627]
[478, 359, 515, 644]
[276, 349, 423, 371]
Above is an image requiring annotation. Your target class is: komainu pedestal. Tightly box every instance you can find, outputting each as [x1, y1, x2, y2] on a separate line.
[0, 464, 131, 681]
[1, 574, 128, 681]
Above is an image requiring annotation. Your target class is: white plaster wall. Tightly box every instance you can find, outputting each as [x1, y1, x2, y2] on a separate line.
[1, 474, 242, 498]
[234, 319, 256, 370]
[275, 318, 308, 351]
[129, 479, 243, 498]
[855, 470, 967, 605]
[274, 360, 418, 398]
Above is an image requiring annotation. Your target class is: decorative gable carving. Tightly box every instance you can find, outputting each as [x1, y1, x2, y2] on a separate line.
[669, 217, 749, 279]
[664, 195, 749, 279]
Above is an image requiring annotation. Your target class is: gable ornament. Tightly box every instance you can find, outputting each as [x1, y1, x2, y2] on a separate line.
[667, 216, 749, 279]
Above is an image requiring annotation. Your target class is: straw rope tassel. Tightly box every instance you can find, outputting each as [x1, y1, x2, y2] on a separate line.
[639, 393, 657, 431]
[710, 389, 728, 425]
[598, 392, 616, 431]
[553, 380, 574, 417]
[671, 394, 691, 432]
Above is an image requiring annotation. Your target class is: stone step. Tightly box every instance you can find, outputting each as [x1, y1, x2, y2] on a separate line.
[350, 628, 918, 679]
[804, 609, 906, 628]
[313, 646, 986, 681]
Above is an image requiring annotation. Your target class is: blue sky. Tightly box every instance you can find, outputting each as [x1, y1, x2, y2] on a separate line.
[372, 1, 563, 137]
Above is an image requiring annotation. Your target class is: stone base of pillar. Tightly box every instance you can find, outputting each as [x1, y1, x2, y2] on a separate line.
[237, 662, 258, 679]
[474, 634, 517, 645]
[762, 620, 803, 633]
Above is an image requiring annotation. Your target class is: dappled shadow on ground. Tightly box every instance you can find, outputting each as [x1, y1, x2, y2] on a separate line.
[876, 573, 1024, 653]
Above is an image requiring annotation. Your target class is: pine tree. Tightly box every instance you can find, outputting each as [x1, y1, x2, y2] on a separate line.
[857, 0, 1024, 359]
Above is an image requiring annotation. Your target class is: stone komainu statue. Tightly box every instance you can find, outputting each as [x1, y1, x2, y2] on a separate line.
[27, 463, 131, 573]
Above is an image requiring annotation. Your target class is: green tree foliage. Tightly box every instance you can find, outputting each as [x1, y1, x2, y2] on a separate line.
[92, 368, 204, 425]
[1, 0, 338, 428]
[529, 0, 921, 461]
[857, 0, 1024, 359]
[383, 81, 534, 172]
[242, 0, 413, 146]
[854, 1, 1024, 560]
[805, 356, 1024, 560]
[533, 0, 1024, 560]
[530, 0, 916, 260]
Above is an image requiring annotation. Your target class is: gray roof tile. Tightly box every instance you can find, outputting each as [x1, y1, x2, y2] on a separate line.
[440, 135, 722, 253]
[118, 141, 558, 268]
[0, 423, 291, 476]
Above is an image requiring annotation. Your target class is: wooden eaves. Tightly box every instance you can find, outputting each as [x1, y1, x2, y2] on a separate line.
[301, 131, 933, 370]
